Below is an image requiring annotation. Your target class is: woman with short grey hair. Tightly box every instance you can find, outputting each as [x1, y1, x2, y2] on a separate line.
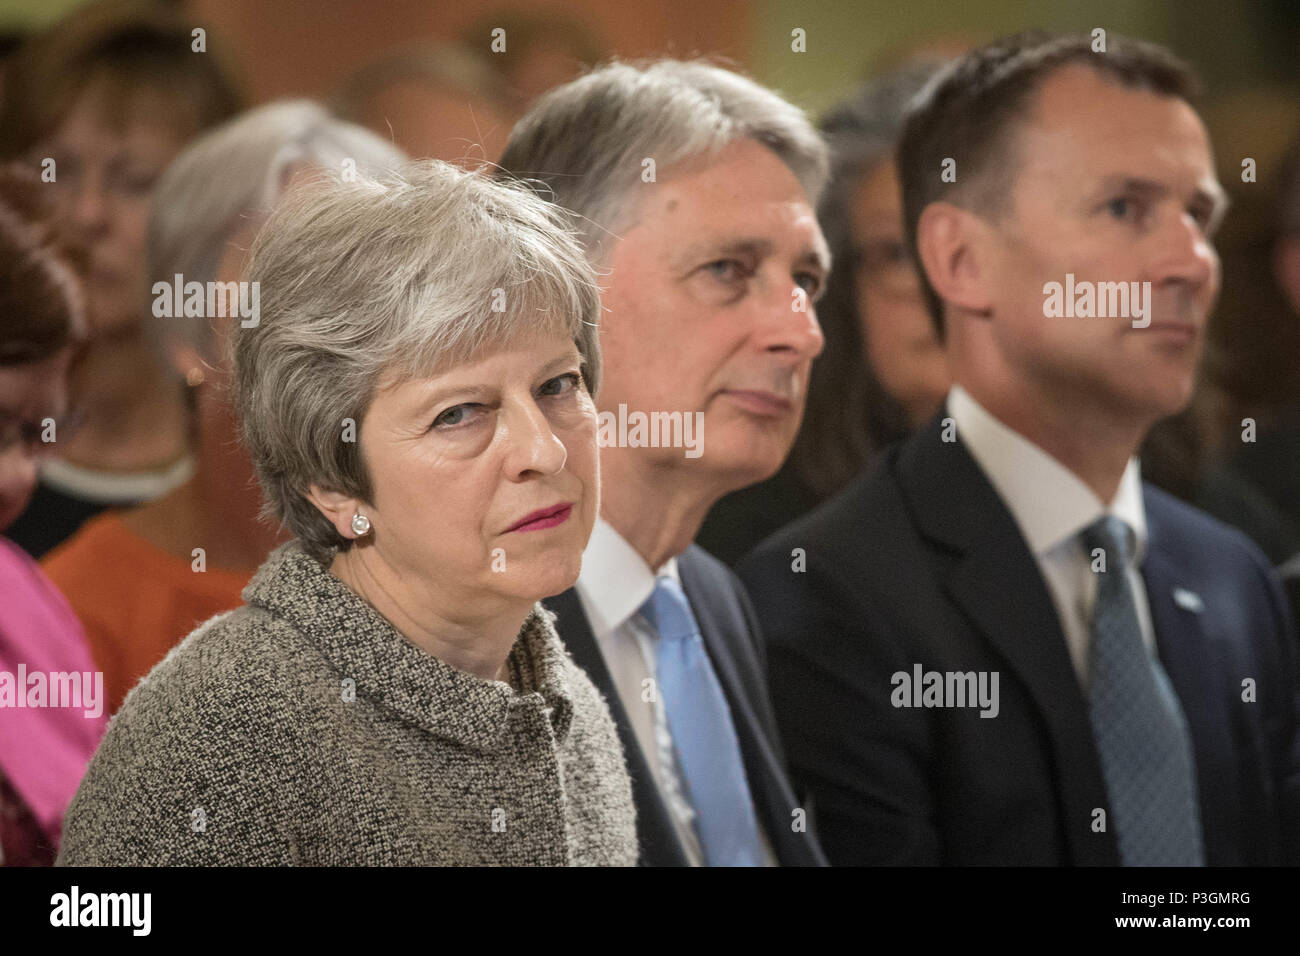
[56, 159, 636, 866]
[43, 100, 408, 717]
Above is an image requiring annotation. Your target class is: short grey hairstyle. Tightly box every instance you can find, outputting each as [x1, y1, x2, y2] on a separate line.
[234, 161, 603, 563]
[496, 58, 830, 264]
[147, 99, 408, 360]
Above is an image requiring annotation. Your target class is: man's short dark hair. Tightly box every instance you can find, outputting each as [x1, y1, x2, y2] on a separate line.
[897, 31, 1200, 337]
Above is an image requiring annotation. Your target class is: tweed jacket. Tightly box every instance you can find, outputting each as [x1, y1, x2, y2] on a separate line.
[56, 541, 638, 866]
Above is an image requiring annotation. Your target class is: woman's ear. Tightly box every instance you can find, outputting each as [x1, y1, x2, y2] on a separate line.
[916, 201, 995, 319]
[164, 336, 207, 386]
[305, 485, 367, 539]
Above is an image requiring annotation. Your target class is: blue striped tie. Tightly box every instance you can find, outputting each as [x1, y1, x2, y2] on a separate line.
[641, 575, 766, 866]
[1082, 515, 1205, 866]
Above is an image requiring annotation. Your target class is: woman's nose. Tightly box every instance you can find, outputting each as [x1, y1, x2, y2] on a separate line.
[504, 401, 567, 477]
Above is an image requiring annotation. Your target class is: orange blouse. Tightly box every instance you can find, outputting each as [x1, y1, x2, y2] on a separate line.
[42, 512, 251, 716]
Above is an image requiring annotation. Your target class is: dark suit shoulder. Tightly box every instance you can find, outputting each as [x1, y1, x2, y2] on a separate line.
[1144, 482, 1288, 607]
[739, 451, 910, 578]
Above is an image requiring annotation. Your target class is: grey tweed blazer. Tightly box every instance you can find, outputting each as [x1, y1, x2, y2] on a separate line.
[56, 541, 638, 866]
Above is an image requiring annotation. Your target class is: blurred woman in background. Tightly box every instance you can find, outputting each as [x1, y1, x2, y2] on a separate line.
[43, 100, 406, 716]
[0, 0, 241, 557]
[0, 166, 107, 866]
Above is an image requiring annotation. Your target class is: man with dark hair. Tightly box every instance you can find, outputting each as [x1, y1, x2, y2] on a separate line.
[741, 31, 1300, 865]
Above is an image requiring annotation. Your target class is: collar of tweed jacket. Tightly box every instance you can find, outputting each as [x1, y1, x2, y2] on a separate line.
[241, 540, 575, 754]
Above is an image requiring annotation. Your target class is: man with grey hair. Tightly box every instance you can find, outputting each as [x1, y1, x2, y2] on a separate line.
[499, 59, 830, 866]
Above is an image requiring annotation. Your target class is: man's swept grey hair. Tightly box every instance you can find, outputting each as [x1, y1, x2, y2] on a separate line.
[234, 160, 603, 563]
[148, 99, 408, 360]
[496, 58, 830, 264]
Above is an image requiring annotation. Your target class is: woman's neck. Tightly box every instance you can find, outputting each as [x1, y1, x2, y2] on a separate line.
[121, 431, 290, 573]
[330, 546, 530, 682]
[60, 330, 191, 472]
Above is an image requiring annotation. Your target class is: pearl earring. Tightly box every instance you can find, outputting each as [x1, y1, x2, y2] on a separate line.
[350, 513, 371, 537]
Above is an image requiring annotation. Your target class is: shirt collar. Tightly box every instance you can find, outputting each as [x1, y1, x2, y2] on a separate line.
[242, 541, 574, 752]
[574, 517, 681, 640]
[948, 384, 1148, 564]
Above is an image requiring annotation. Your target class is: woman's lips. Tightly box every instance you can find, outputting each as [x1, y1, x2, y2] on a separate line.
[1141, 321, 1198, 340]
[506, 503, 573, 533]
[719, 389, 794, 417]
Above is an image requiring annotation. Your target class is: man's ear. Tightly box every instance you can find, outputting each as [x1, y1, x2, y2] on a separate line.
[306, 484, 367, 540]
[1273, 236, 1300, 316]
[916, 201, 994, 318]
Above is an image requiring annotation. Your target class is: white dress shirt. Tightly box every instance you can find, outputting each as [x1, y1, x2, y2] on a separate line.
[574, 517, 778, 866]
[947, 385, 1157, 689]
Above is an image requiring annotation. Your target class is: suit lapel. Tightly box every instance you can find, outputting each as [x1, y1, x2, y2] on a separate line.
[542, 588, 689, 866]
[678, 549, 824, 866]
[895, 413, 1119, 864]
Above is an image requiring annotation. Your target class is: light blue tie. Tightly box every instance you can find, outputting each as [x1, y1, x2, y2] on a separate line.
[641, 575, 766, 866]
[1082, 515, 1205, 866]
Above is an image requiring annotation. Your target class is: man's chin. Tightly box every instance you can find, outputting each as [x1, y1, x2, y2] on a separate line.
[708, 450, 789, 496]
[1120, 376, 1197, 423]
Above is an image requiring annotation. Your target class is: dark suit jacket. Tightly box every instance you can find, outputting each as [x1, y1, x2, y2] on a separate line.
[738, 412, 1300, 865]
[543, 544, 827, 866]
[1283, 557, 1300, 651]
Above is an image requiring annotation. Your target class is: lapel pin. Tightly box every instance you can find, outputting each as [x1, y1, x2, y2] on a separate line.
[1173, 587, 1204, 613]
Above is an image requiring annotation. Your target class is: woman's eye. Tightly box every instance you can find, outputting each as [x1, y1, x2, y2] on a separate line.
[116, 171, 158, 195]
[0, 419, 45, 452]
[432, 404, 479, 429]
[539, 372, 582, 397]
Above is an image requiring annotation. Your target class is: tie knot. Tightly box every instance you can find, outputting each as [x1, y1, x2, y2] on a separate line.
[641, 575, 697, 643]
[1081, 514, 1133, 568]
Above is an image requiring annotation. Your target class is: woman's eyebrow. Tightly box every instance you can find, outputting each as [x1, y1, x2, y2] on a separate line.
[404, 382, 495, 416]
[534, 350, 582, 376]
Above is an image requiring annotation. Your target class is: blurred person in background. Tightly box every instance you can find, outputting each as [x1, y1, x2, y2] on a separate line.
[0, 0, 241, 558]
[58, 160, 635, 866]
[0, 29, 26, 102]
[43, 100, 406, 717]
[1208, 135, 1300, 552]
[0, 166, 107, 866]
[699, 61, 951, 565]
[460, 10, 603, 110]
[331, 42, 516, 165]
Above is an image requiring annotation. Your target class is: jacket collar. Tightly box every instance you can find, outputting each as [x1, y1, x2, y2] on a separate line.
[894, 408, 1119, 865]
[242, 541, 574, 753]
